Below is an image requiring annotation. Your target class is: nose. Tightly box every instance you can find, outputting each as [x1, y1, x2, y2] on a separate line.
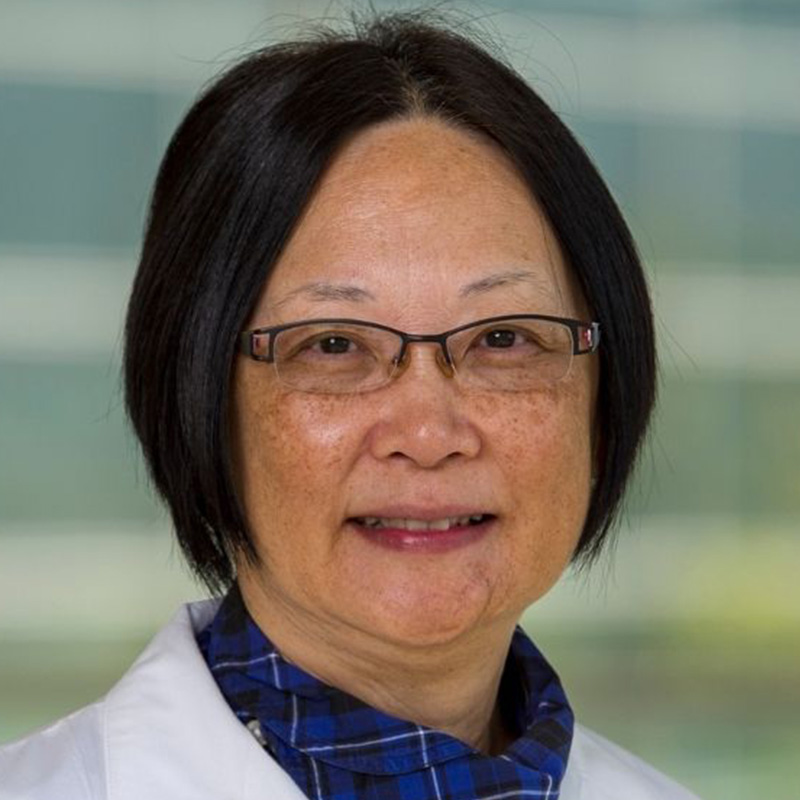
[367, 347, 482, 468]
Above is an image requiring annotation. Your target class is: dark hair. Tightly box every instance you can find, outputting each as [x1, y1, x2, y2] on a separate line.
[125, 11, 656, 594]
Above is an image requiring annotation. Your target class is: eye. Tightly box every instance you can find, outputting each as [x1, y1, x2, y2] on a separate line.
[286, 329, 373, 361]
[315, 335, 355, 355]
[482, 328, 518, 349]
[476, 326, 542, 351]
[462, 322, 552, 361]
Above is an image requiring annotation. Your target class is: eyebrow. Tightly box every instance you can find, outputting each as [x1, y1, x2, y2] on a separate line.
[275, 268, 555, 307]
[458, 269, 556, 299]
[277, 281, 377, 305]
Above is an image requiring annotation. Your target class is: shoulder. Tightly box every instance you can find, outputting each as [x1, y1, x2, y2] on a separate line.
[0, 701, 107, 800]
[0, 600, 305, 800]
[0, 601, 219, 800]
[562, 723, 702, 800]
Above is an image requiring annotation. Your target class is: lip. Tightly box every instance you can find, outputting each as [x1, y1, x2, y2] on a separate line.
[346, 512, 496, 554]
[347, 505, 494, 521]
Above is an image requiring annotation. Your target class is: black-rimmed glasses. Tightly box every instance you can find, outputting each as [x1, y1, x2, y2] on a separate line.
[239, 314, 600, 394]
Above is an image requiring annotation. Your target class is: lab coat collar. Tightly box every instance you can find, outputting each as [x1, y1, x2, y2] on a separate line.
[101, 600, 593, 800]
[1, 601, 699, 799]
[104, 599, 307, 800]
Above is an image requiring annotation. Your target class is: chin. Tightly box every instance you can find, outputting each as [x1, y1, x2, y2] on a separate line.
[342, 574, 506, 650]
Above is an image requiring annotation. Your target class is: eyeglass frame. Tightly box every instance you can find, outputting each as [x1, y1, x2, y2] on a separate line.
[239, 313, 600, 386]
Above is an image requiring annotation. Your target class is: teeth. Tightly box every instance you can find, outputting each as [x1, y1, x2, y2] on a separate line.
[357, 515, 487, 531]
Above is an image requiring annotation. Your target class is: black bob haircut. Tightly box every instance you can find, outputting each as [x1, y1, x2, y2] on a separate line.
[125, 10, 656, 595]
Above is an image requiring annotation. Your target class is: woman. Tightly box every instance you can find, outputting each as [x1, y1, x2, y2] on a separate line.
[0, 12, 700, 800]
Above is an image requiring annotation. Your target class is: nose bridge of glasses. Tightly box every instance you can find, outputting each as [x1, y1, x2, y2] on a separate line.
[393, 333, 455, 380]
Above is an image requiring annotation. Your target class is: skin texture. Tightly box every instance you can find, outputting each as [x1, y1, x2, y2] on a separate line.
[232, 117, 599, 754]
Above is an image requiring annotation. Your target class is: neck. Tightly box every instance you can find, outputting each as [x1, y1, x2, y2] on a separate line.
[238, 577, 519, 755]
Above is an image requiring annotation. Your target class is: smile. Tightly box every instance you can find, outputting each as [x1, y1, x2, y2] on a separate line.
[352, 514, 493, 531]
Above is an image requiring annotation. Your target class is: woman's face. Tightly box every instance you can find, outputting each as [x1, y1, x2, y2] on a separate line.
[232, 118, 598, 649]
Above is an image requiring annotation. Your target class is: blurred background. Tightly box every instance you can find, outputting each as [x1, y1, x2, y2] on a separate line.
[0, 1, 798, 797]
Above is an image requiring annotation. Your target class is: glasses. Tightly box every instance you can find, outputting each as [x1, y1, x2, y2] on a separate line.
[239, 314, 600, 395]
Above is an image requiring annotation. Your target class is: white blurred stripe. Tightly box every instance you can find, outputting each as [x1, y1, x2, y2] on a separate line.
[0, 250, 135, 360]
[0, 515, 797, 638]
[530, 513, 800, 630]
[0, 0, 330, 91]
[513, 15, 800, 131]
[652, 268, 800, 379]
[1, 250, 799, 377]
[0, 522, 201, 639]
[0, 2, 798, 131]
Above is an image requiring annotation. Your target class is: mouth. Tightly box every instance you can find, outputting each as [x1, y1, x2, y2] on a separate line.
[350, 513, 495, 531]
[346, 513, 497, 553]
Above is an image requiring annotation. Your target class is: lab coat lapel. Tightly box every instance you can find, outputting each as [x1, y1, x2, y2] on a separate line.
[103, 600, 307, 800]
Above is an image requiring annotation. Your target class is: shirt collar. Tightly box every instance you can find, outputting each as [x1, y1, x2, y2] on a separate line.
[200, 586, 573, 780]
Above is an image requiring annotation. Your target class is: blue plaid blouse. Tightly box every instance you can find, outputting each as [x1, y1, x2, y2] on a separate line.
[198, 587, 574, 800]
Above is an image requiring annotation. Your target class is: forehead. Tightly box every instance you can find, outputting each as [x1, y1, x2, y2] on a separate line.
[257, 117, 583, 322]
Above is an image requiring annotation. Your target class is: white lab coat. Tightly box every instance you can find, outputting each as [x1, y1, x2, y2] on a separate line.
[0, 600, 700, 799]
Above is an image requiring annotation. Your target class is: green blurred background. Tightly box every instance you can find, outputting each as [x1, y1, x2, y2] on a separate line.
[0, 1, 798, 797]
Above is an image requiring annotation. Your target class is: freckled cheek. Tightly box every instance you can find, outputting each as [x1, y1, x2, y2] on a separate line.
[486, 395, 589, 480]
[237, 388, 366, 502]
[480, 394, 592, 562]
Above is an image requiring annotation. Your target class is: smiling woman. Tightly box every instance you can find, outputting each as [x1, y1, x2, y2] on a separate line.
[0, 10, 697, 800]
[230, 119, 599, 741]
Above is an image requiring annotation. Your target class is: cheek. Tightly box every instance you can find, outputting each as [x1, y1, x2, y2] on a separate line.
[475, 387, 593, 582]
[480, 383, 593, 481]
[261, 394, 363, 472]
[233, 376, 363, 530]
